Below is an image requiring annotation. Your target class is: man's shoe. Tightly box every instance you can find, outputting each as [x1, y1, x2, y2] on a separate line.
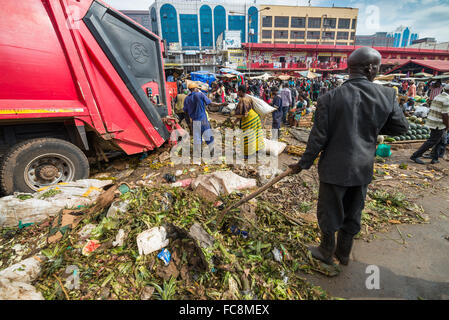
[410, 156, 425, 165]
[308, 232, 335, 265]
[423, 154, 433, 159]
[430, 159, 440, 164]
[335, 231, 354, 266]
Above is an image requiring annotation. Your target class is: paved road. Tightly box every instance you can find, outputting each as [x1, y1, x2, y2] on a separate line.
[302, 192, 449, 300]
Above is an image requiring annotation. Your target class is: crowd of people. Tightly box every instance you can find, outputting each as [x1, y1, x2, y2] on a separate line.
[172, 75, 347, 159]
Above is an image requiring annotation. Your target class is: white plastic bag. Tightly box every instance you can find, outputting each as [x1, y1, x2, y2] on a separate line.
[248, 95, 276, 116]
[137, 227, 169, 256]
[263, 139, 287, 156]
[0, 179, 113, 227]
[106, 200, 130, 219]
[0, 255, 45, 300]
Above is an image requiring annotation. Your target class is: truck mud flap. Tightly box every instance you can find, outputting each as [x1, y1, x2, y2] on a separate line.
[83, 1, 170, 141]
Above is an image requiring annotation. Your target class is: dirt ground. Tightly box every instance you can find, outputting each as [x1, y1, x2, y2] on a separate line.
[88, 112, 449, 300]
[300, 144, 449, 300]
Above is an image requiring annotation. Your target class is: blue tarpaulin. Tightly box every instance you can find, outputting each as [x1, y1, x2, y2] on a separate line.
[190, 71, 216, 85]
[220, 68, 244, 76]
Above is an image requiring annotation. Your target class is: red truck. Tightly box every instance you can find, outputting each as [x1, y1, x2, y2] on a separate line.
[0, 0, 183, 194]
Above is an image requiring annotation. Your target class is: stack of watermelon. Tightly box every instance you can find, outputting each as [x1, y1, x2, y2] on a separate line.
[386, 119, 430, 142]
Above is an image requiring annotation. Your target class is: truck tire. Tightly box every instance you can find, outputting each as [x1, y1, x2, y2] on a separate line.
[0, 138, 89, 195]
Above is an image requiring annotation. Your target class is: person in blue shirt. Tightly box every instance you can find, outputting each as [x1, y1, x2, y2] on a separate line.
[183, 82, 226, 149]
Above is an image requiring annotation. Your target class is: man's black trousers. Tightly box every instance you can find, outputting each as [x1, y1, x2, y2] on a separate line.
[317, 182, 368, 236]
[412, 129, 445, 160]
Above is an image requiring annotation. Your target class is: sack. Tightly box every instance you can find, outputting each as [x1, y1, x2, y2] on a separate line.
[263, 139, 287, 156]
[248, 95, 276, 116]
[376, 144, 392, 158]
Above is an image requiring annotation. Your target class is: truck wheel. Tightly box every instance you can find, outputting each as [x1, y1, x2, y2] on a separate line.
[0, 138, 89, 195]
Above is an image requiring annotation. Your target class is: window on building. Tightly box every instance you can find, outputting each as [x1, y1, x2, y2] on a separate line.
[262, 30, 272, 39]
[338, 18, 350, 29]
[291, 17, 306, 28]
[352, 19, 357, 29]
[291, 30, 305, 39]
[337, 31, 349, 40]
[307, 31, 320, 39]
[274, 16, 289, 28]
[262, 16, 272, 27]
[351, 32, 355, 40]
[336, 42, 348, 45]
[322, 31, 335, 40]
[308, 17, 321, 28]
[274, 30, 288, 39]
[323, 18, 336, 28]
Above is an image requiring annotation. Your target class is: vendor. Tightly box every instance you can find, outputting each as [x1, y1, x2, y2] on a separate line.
[183, 82, 226, 151]
[233, 85, 265, 159]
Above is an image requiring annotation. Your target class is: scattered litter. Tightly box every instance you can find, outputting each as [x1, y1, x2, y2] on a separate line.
[0, 179, 112, 228]
[159, 151, 171, 162]
[192, 171, 257, 201]
[106, 200, 130, 219]
[263, 139, 287, 156]
[82, 240, 101, 256]
[137, 227, 169, 256]
[157, 248, 171, 266]
[163, 173, 176, 183]
[189, 223, 214, 248]
[112, 229, 126, 247]
[78, 224, 97, 240]
[141, 286, 155, 300]
[171, 179, 192, 188]
[0, 255, 45, 300]
[115, 169, 135, 180]
[118, 183, 131, 194]
[175, 170, 183, 177]
[229, 225, 249, 239]
[257, 165, 283, 184]
[272, 248, 282, 262]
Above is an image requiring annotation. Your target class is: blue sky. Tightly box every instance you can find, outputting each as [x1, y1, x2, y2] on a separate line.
[103, 0, 449, 42]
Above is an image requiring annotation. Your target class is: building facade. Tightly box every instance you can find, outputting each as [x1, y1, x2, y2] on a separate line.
[150, 0, 260, 72]
[355, 32, 395, 47]
[120, 10, 151, 30]
[258, 6, 358, 46]
[240, 43, 449, 75]
[150, 0, 259, 50]
[387, 26, 419, 48]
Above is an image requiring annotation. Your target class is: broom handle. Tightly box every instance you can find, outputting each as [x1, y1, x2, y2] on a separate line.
[217, 167, 294, 226]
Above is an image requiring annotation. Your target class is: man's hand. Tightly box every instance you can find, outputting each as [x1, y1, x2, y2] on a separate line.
[288, 163, 303, 175]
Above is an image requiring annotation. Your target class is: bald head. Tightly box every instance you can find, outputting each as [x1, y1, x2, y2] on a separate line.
[348, 47, 382, 81]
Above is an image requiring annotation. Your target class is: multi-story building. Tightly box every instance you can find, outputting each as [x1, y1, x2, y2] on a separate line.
[120, 10, 151, 30]
[258, 6, 358, 46]
[355, 32, 395, 47]
[387, 26, 419, 48]
[240, 43, 449, 75]
[149, 0, 260, 72]
[408, 38, 449, 51]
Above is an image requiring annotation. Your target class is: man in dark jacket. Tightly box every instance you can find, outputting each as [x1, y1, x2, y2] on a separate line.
[289, 47, 409, 266]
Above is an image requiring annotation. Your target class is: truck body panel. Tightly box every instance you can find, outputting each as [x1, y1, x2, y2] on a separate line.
[0, 0, 178, 155]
